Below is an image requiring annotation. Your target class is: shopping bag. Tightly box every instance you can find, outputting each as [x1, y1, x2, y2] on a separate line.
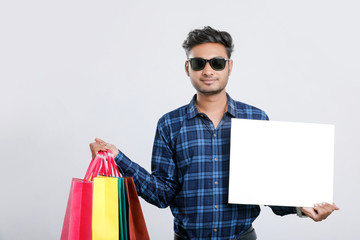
[62, 149, 150, 240]
[92, 151, 150, 240]
[124, 177, 150, 240]
[118, 177, 128, 240]
[92, 176, 119, 240]
[60, 178, 93, 240]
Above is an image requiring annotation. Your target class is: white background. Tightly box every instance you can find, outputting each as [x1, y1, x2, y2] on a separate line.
[1, 0, 359, 239]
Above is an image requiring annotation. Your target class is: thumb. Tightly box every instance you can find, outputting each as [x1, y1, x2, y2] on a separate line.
[301, 207, 317, 218]
[94, 137, 106, 145]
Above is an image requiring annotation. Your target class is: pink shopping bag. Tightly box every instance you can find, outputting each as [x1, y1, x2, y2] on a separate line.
[60, 151, 108, 240]
[60, 178, 93, 240]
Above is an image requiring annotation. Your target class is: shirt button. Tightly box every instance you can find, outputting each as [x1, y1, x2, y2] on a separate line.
[213, 133, 216, 137]
[213, 229, 217, 232]
[214, 157, 218, 161]
[214, 181, 218, 185]
[215, 205, 218, 209]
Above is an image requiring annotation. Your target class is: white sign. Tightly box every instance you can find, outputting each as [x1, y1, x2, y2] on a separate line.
[228, 119, 334, 207]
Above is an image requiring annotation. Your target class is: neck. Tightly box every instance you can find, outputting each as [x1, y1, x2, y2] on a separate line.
[195, 90, 228, 113]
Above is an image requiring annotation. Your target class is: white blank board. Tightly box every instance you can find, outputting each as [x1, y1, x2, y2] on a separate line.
[229, 119, 334, 207]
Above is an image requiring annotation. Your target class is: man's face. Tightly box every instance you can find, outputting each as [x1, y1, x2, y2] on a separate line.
[185, 43, 233, 96]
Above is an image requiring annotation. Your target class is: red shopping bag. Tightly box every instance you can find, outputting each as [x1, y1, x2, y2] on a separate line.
[60, 178, 93, 240]
[124, 177, 150, 240]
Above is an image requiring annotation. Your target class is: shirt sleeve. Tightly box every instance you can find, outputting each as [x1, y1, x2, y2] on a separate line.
[267, 206, 297, 216]
[115, 121, 180, 209]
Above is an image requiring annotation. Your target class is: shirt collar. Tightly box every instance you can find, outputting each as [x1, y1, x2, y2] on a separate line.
[187, 93, 237, 119]
[187, 94, 198, 119]
[226, 93, 237, 118]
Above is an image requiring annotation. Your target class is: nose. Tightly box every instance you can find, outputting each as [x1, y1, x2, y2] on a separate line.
[202, 62, 214, 76]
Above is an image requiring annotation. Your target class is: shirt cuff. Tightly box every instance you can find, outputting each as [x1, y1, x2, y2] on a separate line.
[296, 207, 308, 218]
[114, 149, 135, 177]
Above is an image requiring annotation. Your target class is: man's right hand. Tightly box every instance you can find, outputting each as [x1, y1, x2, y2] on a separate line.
[89, 137, 119, 159]
[301, 202, 339, 222]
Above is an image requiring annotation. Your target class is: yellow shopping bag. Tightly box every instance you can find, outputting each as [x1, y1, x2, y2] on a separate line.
[92, 176, 119, 240]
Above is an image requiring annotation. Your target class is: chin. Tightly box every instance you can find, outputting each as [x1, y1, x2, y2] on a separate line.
[198, 89, 225, 95]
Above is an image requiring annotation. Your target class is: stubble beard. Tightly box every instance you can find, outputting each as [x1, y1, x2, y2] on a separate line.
[191, 77, 228, 96]
[197, 87, 225, 96]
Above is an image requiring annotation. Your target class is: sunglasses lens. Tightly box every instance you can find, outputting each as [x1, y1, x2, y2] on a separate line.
[190, 58, 206, 71]
[210, 58, 226, 70]
[189, 58, 228, 71]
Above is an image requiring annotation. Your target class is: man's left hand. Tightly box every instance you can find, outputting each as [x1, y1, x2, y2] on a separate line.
[301, 203, 339, 222]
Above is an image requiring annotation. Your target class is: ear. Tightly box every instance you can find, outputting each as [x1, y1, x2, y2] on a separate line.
[228, 59, 233, 76]
[185, 61, 190, 76]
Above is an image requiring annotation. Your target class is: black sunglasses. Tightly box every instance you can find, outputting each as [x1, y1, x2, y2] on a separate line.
[187, 57, 230, 71]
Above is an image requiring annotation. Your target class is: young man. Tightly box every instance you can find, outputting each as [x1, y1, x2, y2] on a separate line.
[90, 26, 338, 240]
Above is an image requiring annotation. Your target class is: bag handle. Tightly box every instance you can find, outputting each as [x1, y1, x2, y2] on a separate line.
[84, 153, 103, 181]
[84, 155, 98, 181]
[84, 150, 121, 181]
[104, 150, 121, 177]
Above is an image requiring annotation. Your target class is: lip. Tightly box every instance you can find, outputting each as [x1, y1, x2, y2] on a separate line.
[201, 78, 217, 84]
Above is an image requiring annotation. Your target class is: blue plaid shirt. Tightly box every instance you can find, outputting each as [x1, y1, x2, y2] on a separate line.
[115, 93, 296, 239]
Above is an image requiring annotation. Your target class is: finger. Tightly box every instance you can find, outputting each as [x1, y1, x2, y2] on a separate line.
[333, 203, 340, 210]
[314, 203, 325, 214]
[316, 203, 329, 212]
[320, 202, 333, 213]
[94, 137, 107, 145]
[90, 142, 107, 151]
[319, 202, 338, 213]
[90, 143, 108, 158]
[309, 204, 323, 222]
[314, 204, 330, 221]
[89, 143, 97, 159]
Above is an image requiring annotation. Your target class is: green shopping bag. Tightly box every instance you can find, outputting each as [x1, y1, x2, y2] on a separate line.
[118, 177, 128, 240]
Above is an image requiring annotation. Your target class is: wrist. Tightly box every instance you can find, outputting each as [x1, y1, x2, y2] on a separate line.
[110, 145, 119, 158]
[296, 207, 308, 218]
[107, 145, 119, 158]
[113, 148, 119, 158]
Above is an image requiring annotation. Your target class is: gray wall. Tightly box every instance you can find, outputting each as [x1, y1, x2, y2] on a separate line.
[1, 0, 359, 239]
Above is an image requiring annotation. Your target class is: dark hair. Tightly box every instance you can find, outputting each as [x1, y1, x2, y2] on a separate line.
[182, 26, 234, 58]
